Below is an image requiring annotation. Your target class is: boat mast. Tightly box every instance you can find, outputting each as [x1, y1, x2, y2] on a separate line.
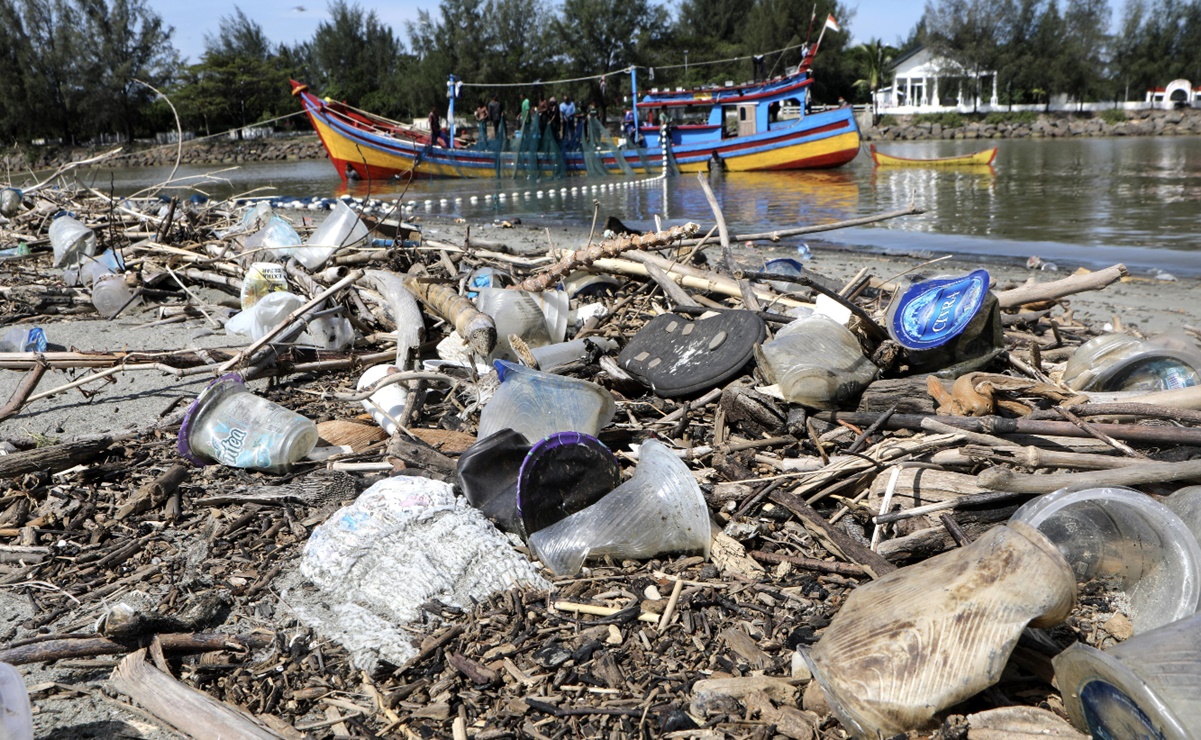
[629, 67, 640, 143]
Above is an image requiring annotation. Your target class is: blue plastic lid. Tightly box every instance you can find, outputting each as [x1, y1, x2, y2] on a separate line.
[25, 328, 46, 352]
[889, 269, 990, 350]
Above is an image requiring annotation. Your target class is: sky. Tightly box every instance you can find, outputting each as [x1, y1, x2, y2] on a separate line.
[151, 0, 927, 64]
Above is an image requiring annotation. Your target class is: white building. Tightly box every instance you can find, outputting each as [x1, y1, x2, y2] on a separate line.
[874, 45, 998, 113]
[1146, 79, 1201, 109]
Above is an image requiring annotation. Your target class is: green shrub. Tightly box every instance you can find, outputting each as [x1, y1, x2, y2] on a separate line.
[1099, 109, 1127, 125]
[878, 114, 898, 127]
[983, 110, 1038, 126]
[910, 112, 965, 127]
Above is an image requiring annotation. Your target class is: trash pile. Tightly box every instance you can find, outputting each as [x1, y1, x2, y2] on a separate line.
[2, 176, 1201, 739]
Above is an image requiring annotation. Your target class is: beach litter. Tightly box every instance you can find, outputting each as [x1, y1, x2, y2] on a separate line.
[2, 168, 1201, 738]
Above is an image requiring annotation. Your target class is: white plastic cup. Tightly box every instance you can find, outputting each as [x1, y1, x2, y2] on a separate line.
[179, 373, 318, 473]
[49, 215, 96, 267]
[91, 273, 141, 318]
[0, 662, 33, 740]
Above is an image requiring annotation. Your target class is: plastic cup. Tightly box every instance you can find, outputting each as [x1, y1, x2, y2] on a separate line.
[764, 257, 804, 293]
[477, 360, 616, 442]
[755, 314, 878, 409]
[1054, 611, 1201, 739]
[49, 215, 96, 267]
[0, 662, 33, 740]
[528, 439, 711, 576]
[0, 187, 22, 217]
[357, 364, 407, 435]
[517, 431, 621, 535]
[1163, 485, 1201, 546]
[1010, 486, 1201, 633]
[294, 200, 369, 269]
[474, 288, 553, 359]
[91, 273, 140, 317]
[179, 373, 318, 473]
[1062, 332, 1201, 392]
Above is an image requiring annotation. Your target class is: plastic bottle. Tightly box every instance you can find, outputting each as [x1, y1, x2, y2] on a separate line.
[529, 337, 618, 368]
[293, 199, 369, 269]
[357, 364, 407, 434]
[0, 326, 46, 352]
[755, 314, 878, 409]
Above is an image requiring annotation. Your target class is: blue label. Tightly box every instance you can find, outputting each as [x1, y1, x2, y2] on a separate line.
[890, 269, 989, 350]
[1080, 680, 1165, 740]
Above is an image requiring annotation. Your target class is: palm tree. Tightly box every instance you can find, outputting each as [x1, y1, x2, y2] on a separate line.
[852, 39, 894, 125]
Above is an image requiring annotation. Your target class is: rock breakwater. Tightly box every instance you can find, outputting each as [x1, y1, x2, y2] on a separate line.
[867, 107, 1201, 141]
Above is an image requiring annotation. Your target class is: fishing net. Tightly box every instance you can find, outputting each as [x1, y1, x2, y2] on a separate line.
[511, 115, 566, 181]
[584, 115, 633, 176]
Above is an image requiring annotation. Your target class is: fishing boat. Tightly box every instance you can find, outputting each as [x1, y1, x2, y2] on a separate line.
[869, 144, 998, 167]
[292, 51, 860, 180]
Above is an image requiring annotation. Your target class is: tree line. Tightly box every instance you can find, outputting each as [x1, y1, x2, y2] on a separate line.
[0, 0, 1195, 148]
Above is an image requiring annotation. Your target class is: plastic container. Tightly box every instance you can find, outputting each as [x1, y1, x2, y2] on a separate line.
[755, 314, 878, 409]
[477, 360, 616, 442]
[529, 337, 618, 369]
[1061, 332, 1201, 392]
[241, 262, 289, 310]
[178, 373, 318, 473]
[225, 292, 304, 341]
[1010, 486, 1201, 633]
[357, 364, 407, 434]
[1053, 611, 1201, 739]
[885, 269, 1005, 375]
[91, 273, 141, 318]
[64, 250, 125, 287]
[528, 439, 711, 575]
[800, 522, 1076, 738]
[0, 187, 23, 218]
[48, 215, 96, 267]
[294, 200, 369, 269]
[474, 287, 560, 359]
[0, 326, 46, 353]
[763, 257, 804, 293]
[0, 662, 33, 740]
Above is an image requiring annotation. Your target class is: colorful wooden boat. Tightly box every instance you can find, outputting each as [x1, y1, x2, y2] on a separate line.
[869, 144, 998, 167]
[292, 56, 860, 180]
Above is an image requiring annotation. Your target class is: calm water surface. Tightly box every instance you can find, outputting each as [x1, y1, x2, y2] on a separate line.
[84, 136, 1201, 276]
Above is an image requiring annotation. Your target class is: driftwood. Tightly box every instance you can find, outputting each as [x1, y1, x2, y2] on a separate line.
[510, 222, 700, 293]
[979, 458, 1201, 493]
[995, 264, 1128, 309]
[768, 489, 897, 578]
[110, 648, 286, 739]
[0, 434, 122, 479]
[403, 276, 497, 356]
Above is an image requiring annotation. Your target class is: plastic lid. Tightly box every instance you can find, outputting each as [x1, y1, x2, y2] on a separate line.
[177, 373, 245, 467]
[888, 269, 990, 350]
[517, 431, 621, 535]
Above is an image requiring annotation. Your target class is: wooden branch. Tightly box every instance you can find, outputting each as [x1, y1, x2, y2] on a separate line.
[995, 264, 1128, 309]
[0, 359, 47, 422]
[979, 459, 1201, 493]
[403, 277, 496, 356]
[0, 435, 120, 479]
[117, 463, 191, 520]
[110, 649, 285, 739]
[0, 631, 272, 665]
[749, 550, 870, 577]
[510, 222, 700, 293]
[768, 489, 897, 578]
[642, 260, 700, 307]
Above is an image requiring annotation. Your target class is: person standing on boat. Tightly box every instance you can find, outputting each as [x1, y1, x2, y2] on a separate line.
[520, 92, 532, 132]
[547, 97, 562, 143]
[623, 108, 636, 145]
[559, 95, 577, 147]
[488, 94, 503, 140]
[474, 101, 489, 145]
[428, 108, 448, 147]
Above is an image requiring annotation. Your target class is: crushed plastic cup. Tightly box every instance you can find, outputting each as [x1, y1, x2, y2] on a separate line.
[243, 213, 302, 261]
[1010, 486, 1201, 633]
[800, 522, 1076, 737]
[1054, 610, 1201, 739]
[885, 269, 1005, 375]
[241, 262, 289, 310]
[294, 199, 369, 269]
[474, 288, 558, 359]
[0, 326, 46, 353]
[0, 662, 33, 740]
[1061, 331, 1201, 392]
[755, 314, 878, 409]
[90, 273, 141, 318]
[178, 373, 318, 473]
[528, 438, 711, 576]
[49, 214, 96, 267]
[477, 360, 616, 442]
[0, 187, 23, 218]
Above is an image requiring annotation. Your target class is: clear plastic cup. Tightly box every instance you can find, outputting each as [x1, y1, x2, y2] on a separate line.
[1062, 332, 1201, 392]
[294, 200, 369, 269]
[0, 187, 22, 218]
[1010, 486, 1201, 633]
[474, 288, 553, 359]
[1054, 611, 1201, 739]
[0, 326, 46, 353]
[755, 314, 878, 409]
[91, 273, 141, 318]
[1163, 485, 1201, 547]
[0, 662, 33, 740]
[477, 360, 616, 442]
[244, 213, 302, 261]
[49, 215, 96, 267]
[178, 373, 318, 473]
[528, 438, 711, 575]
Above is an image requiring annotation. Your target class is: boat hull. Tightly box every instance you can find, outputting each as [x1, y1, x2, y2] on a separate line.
[870, 144, 998, 167]
[296, 86, 860, 180]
